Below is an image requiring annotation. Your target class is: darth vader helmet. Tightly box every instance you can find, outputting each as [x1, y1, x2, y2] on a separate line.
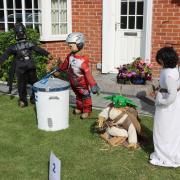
[14, 22, 27, 40]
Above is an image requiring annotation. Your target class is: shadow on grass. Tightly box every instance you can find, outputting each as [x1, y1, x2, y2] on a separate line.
[138, 123, 153, 154]
[89, 119, 154, 155]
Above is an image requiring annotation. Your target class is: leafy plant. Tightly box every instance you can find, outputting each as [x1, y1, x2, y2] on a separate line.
[117, 57, 153, 84]
[0, 28, 48, 82]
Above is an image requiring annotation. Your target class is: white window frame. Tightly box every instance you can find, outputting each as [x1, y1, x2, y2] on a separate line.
[1, 0, 72, 41]
[1, 0, 42, 32]
[40, 0, 72, 41]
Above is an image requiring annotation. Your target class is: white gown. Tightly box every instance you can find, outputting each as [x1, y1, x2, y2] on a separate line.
[150, 67, 180, 167]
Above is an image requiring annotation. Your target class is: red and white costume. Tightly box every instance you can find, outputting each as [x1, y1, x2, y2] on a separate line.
[59, 53, 97, 113]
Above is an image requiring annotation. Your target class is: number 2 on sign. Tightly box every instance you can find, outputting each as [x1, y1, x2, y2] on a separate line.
[53, 163, 56, 173]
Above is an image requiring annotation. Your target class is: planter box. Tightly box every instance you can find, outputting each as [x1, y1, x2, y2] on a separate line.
[117, 77, 146, 85]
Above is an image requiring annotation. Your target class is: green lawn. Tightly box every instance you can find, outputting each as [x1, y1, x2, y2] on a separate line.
[0, 93, 180, 180]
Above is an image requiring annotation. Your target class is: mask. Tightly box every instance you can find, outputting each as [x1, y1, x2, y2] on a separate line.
[14, 22, 27, 40]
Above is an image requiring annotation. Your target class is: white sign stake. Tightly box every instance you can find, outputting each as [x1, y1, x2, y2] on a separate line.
[49, 152, 61, 180]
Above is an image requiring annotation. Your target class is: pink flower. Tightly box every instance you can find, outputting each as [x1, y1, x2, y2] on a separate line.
[147, 63, 153, 68]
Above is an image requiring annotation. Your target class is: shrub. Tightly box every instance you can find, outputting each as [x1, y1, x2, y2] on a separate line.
[0, 28, 48, 82]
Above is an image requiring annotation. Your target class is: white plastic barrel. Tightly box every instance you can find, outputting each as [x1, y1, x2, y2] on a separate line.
[33, 77, 70, 131]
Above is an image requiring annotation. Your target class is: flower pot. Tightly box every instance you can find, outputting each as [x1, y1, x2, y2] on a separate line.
[130, 77, 146, 85]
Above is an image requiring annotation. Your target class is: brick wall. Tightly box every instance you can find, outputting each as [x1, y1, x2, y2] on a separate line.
[42, 0, 102, 72]
[151, 0, 180, 78]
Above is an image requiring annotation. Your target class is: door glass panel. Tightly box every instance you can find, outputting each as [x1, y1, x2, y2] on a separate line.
[121, 16, 127, 29]
[0, 1, 3, 8]
[7, 0, 13, 8]
[34, 0, 38, 8]
[25, 0, 32, 9]
[121, 2, 127, 15]
[136, 16, 143, 29]
[137, 2, 144, 15]
[129, 2, 135, 15]
[15, 0, 22, 8]
[129, 16, 135, 29]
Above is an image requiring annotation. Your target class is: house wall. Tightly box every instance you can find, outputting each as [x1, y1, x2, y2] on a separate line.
[151, 0, 180, 78]
[42, 0, 102, 72]
[42, 0, 180, 77]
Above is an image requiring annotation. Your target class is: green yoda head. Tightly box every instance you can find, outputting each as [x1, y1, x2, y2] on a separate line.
[104, 95, 138, 108]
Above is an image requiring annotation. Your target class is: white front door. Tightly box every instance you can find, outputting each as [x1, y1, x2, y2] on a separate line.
[114, 0, 146, 68]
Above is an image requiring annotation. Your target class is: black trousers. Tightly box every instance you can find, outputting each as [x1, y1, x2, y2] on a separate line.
[16, 69, 38, 103]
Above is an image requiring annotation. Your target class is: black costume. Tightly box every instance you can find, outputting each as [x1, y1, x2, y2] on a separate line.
[0, 22, 50, 107]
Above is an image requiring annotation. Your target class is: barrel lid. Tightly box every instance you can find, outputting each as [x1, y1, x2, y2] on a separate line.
[33, 77, 70, 92]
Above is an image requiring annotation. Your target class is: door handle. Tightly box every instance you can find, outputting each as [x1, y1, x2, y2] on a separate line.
[115, 22, 121, 30]
[124, 32, 137, 36]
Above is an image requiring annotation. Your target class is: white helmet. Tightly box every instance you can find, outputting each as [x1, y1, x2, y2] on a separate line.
[66, 32, 85, 50]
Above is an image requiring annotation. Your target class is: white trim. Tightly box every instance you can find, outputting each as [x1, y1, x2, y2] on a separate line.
[102, 0, 116, 73]
[22, 0, 25, 24]
[3, 0, 8, 31]
[144, 0, 153, 63]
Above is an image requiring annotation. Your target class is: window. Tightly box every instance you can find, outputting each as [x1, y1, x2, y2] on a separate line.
[40, 0, 72, 41]
[0, 0, 41, 33]
[0, 0, 72, 41]
[120, 0, 144, 30]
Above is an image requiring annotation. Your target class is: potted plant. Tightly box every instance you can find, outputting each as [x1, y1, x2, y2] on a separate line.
[117, 57, 153, 85]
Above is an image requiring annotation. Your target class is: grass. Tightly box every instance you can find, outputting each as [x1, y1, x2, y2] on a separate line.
[0, 93, 180, 180]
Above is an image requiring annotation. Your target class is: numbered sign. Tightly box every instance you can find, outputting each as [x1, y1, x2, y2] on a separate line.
[49, 152, 61, 180]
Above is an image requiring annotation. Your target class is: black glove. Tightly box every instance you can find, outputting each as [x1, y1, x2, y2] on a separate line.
[91, 84, 100, 94]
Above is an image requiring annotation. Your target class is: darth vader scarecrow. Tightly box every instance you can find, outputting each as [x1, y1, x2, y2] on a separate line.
[0, 22, 51, 107]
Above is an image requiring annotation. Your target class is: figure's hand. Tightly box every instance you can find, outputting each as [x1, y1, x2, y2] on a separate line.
[97, 116, 106, 128]
[91, 84, 100, 94]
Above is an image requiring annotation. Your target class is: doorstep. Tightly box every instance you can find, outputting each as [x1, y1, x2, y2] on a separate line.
[93, 73, 158, 106]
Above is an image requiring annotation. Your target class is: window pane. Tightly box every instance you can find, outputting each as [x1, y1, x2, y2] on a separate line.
[52, 24, 59, 35]
[34, 0, 38, 8]
[8, 23, 14, 30]
[0, 0, 3, 8]
[60, 23, 67, 34]
[25, 10, 33, 22]
[52, 0, 58, 9]
[0, 23, 5, 31]
[60, 9, 67, 22]
[7, 0, 13, 8]
[121, 16, 127, 29]
[129, 2, 135, 15]
[52, 10, 59, 22]
[51, 0, 68, 35]
[136, 16, 143, 29]
[15, 10, 22, 22]
[128, 16, 135, 29]
[34, 10, 41, 22]
[25, 0, 32, 9]
[137, 2, 144, 15]
[7, 10, 14, 22]
[15, 0, 22, 9]
[35, 24, 41, 34]
[121, 2, 127, 15]
[26, 23, 33, 28]
[0, 11, 4, 21]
